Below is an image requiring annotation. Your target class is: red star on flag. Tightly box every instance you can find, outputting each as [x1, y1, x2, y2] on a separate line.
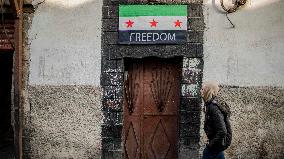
[125, 20, 134, 28]
[174, 20, 182, 27]
[149, 19, 158, 27]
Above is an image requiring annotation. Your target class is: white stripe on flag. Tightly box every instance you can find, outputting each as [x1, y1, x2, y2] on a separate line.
[119, 16, 187, 30]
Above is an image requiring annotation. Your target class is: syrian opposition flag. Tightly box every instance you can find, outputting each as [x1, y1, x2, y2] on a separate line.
[119, 5, 187, 44]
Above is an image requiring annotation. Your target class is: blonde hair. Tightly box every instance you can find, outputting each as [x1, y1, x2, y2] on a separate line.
[202, 81, 220, 102]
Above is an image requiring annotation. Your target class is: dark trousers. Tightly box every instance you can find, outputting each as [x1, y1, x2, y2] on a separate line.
[202, 146, 225, 159]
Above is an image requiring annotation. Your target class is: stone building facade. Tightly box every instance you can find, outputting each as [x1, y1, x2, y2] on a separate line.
[0, 0, 283, 159]
[101, 0, 204, 158]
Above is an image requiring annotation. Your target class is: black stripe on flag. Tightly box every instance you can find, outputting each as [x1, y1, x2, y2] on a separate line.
[119, 30, 187, 44]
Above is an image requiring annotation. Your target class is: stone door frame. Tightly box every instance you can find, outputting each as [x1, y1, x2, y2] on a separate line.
[101, 1, 204, 158]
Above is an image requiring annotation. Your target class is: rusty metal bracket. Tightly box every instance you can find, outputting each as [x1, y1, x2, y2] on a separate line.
[220, 0, 247, 28]
[220, 0, 247, 13]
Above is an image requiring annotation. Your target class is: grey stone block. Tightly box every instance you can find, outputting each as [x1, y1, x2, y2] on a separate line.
[114, 112, 123, 125]
[180, 111, 201, 124]
[103, 0, 119, 6]
[102, 98, 123, 111]
[102, 150, 114, 159]
[179, 149, 200, 159]
[116, 60, 124, 72]
[188, 4, 203, 17]
[187, 31, 203, 43]
[102, 138, 114, 150]
[102, 109, 123, 125]
[103, 46, 123, 60]
[102, 125, 114, 138]
[101, 72, 123, 86]
[116, 86, 123, 98]
[103, 110, 116, 125]
[102, 6, 118, 19]
[113, 138, 122, 150]
[103, 86, 116, 98]
[103, 32, 118, 45]
[113, 125, 123, 138]
[180, 97, 202, 112]
[179, 123, 200, 137]
[102, 59, 117, 72]
[180, 136, 200, 147]
[104, 44, 199, 59]
[188, 18, 205, 31]
[102, 19, 118, 32]
[182, 67, 203, 84]
[112, 151, 123, 159]
[196, 44, 203, 57]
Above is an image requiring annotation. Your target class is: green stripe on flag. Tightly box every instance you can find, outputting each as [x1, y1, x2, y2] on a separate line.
[119, 5, 187, 17]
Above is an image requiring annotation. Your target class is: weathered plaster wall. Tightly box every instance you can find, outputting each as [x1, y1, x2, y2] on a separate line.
[203, 0, 284, 87]
[199, 86, 284, 159]
[29, 0, 102, 85]
[201, 0, 284, 158]
[219, 87, 284, 159]
[24, 0, 103, 158]
[27, 86, 102, 158]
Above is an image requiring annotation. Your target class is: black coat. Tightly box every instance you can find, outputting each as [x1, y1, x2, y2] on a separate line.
[204, 97, 231, 152]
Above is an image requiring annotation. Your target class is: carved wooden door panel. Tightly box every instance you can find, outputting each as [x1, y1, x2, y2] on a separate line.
[123, 59, 143, 159]
[123, 58, 181, 159]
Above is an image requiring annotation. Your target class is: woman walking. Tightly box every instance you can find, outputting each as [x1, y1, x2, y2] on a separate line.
[201, 81, 232, 159]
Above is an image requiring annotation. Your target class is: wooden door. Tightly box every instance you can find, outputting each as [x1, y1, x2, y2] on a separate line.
[123, 57, 181, 159]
